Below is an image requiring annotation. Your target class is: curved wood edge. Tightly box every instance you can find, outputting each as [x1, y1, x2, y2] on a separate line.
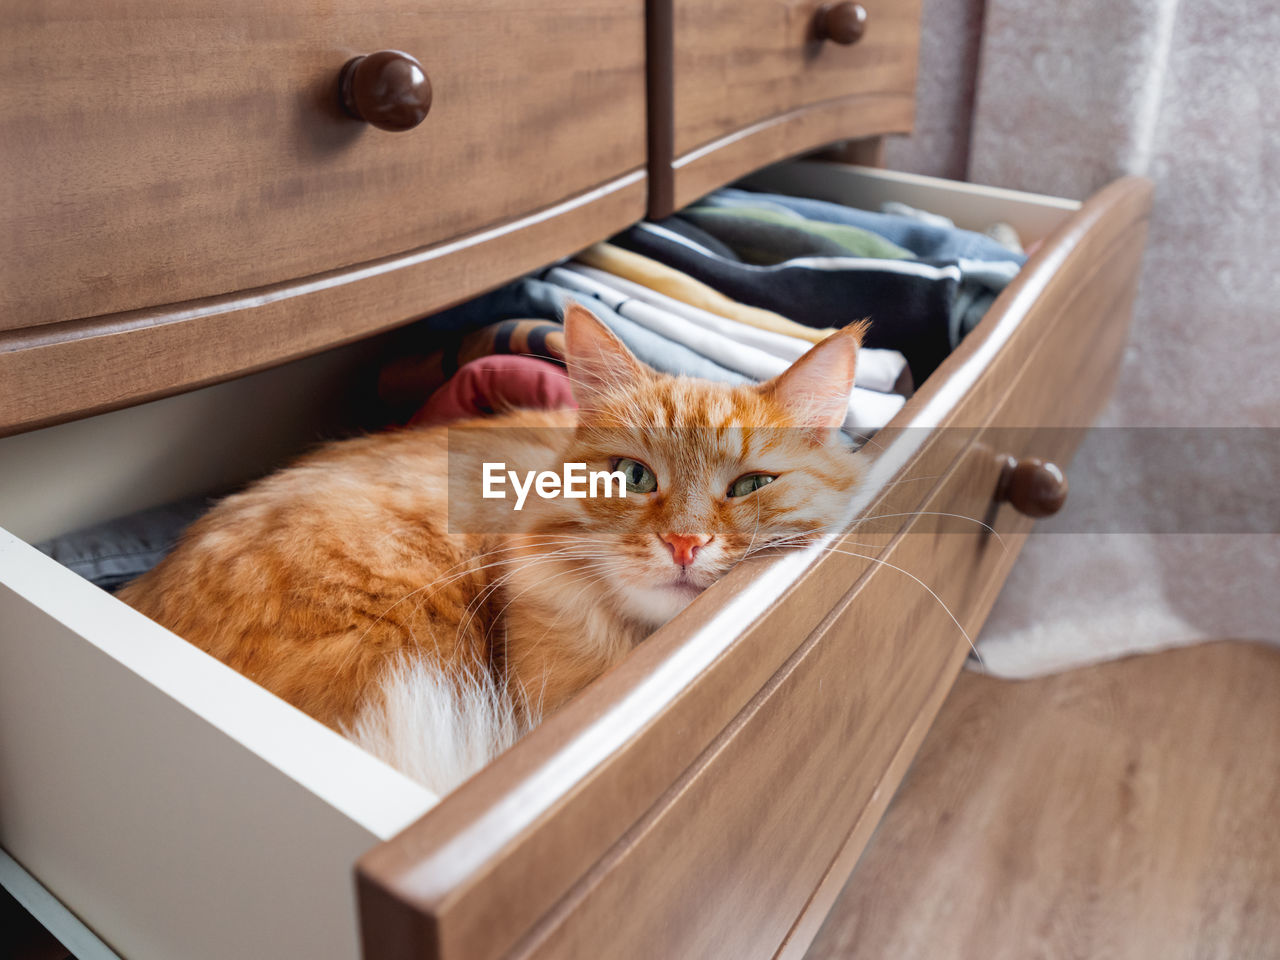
[0, 171, 647, 439]
[502, 191, 1155, 960]
[354, 175, 1154, 960]
[773, 197, 1154, 960]
[657, 92, 916, 217]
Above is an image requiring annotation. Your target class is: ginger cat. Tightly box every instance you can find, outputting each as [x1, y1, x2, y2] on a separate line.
[119, 303, 866, 792]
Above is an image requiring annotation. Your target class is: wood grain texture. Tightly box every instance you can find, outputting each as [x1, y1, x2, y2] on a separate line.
[356, 176, 1153, 960]
[673, 0, 919, 155]
[669, 93, 916, 213]
[804, 642, 1280, 960]
[509, 434, 1025, 960]
[0, 172, 645, 437]
[508, 182, 1151, 960]
[652, 0, 919, 214]
[774, 183, 1150, 960]
[0, 0, 645, 333]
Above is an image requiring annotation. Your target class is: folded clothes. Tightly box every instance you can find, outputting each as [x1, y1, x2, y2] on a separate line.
[37, 496, 211, 592]
[453, 318, 564, 369]
[575, 242, 836, 343]
[647, 214, 742, 260]
[562, 262, 809, 358]
[548, 265, 905, 435]
[982, 221, 1025, 255]
[391, 258, 910, 436]
[613, 221, 990, 380]
[424, 275, 753, 385]
[409, 355, 576, 427]
[879, 200, 960, 229]
[680, 204, 916, 264]
[558, 263, 912, 396]
[881, 200, 1024, 255]
[706, 187, 1028, 265]
[381, 317, 567, 410]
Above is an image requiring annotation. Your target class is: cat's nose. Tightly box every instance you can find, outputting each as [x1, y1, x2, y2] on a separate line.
[660, 533, 712, 567]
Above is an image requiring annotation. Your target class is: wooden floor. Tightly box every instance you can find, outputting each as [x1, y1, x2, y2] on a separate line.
[804, 642, 1280, 960]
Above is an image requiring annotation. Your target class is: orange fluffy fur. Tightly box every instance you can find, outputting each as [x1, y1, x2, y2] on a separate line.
[119, 304, 866, 754]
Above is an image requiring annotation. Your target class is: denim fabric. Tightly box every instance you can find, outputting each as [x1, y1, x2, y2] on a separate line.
[37, 496, 210, 592]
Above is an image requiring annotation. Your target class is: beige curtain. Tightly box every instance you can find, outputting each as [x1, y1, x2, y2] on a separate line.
[890, 0, 1280, 675]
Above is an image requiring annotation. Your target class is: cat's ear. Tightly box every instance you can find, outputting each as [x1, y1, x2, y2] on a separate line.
[562, 300, 650, 410]
[761, 320, 867, 429]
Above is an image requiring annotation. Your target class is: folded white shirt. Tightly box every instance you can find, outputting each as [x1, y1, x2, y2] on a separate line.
[548, 265, 906, 436]
[561, 262, 910, 395]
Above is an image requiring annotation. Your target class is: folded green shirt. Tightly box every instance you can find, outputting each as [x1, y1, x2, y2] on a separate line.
[682, 204, 916, 264]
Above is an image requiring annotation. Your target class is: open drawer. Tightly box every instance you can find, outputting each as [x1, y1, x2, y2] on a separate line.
[0, 164, 1152, 960]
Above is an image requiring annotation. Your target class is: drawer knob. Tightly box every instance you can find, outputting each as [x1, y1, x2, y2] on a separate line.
[338, 50, 432, 132]
[815, 2, 868, 45]
[995, 455, 1068, 518]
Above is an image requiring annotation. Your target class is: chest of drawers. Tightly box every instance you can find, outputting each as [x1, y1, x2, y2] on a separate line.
[0, 3, 1151, 957]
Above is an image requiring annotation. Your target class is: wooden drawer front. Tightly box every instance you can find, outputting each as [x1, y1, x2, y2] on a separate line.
[492, 181, 1152, 960]
[355, 174, 1152, 960]
[652, 0, 920, 213]
[514, 458, 1015, 960]
[0, 0, 646, 333]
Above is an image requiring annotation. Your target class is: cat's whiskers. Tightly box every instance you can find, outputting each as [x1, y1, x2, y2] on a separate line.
[749, 533, 984, 668]
[338, 544, 608, 684]
[848, 510, 1007, 550]
[513, 569, 617, 672]
[450, 542, 621, 644]
[741, 478, 765, 562]
[344, 537, 608, 656]
[744, 534, 890, 555]
[450, 547, 607, 649]
[489, 562, 611, 649]
[398, 535, 614, 625]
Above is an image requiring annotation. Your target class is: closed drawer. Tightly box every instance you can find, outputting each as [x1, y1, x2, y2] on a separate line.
[649, 0, 921, 214]
[0, 0, 647, 435]
[0, 167, 1152, 959]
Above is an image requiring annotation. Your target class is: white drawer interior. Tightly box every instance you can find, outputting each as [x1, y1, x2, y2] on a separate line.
[0, 340, 386, 545]
[0, 341, 436, 960]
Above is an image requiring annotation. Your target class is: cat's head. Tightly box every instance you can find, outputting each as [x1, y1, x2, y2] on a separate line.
[525, 302, 867, 628]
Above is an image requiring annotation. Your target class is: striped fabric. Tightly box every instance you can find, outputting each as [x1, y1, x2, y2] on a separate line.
[444, 318, 566, 378]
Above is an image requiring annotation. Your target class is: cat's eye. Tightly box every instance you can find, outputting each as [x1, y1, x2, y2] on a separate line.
[728, 473, 777, 498]
[615, 458, 658, 494]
